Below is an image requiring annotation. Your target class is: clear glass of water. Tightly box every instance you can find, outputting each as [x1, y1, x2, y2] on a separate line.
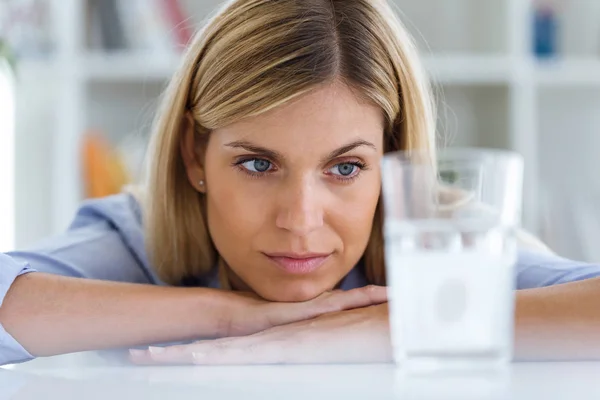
[381, 147, 524, 373]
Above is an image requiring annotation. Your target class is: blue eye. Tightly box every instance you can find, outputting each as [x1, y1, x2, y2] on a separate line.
[241, 159, 272, 173]
[330, 163, 359, 177]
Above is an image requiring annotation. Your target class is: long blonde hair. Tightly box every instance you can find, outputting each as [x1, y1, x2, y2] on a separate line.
[142, 0, 436, 286]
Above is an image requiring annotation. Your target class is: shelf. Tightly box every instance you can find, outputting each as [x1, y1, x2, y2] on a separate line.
[535, 58, 600, 87]
[80, 52, 182, 82]
[15, 59, 59, 79]
[422, 54, 514, 85]
[73, 52, 517, 85]
[59, 53, 600, 87]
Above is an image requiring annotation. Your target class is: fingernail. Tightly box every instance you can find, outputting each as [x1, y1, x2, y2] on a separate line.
[192, 352, 205, 364]
[148, 346, 166, 354]
[129, 349, 145, 357]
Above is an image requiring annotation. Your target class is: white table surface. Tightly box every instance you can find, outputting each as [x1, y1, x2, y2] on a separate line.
[2, 352, 600, 400]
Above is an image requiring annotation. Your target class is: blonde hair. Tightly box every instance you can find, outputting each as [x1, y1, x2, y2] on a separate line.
[142, 0, 436, 286]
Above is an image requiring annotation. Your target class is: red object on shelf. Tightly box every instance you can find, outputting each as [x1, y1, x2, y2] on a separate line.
[160, 0, 193, 50]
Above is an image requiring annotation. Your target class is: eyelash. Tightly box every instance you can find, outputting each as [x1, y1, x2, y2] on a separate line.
[232, 158, 369, 183]
[326, 160, 368, 183]
[233, 158, 277, 179]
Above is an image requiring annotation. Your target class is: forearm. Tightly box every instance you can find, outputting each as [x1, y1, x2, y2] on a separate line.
[328, 280, 600, 362]
[514, 277, 600, 361]
[130, 303, 394, 365]
[294, 281, 600, 363]
[0, 273, 233, 357]
[287, 304, 392, 364]
[129, 276, 600, 366]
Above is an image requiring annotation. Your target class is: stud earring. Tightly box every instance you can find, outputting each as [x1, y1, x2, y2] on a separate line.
[199, 180, 205, 186]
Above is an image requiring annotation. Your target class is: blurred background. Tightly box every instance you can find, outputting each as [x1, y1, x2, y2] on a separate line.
[1, 0, 599, 263]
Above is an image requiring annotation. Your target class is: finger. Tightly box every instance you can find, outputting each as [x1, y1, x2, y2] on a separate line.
[129, 343, 201, 365]
[128, 337, 255, 365]
[129, 335, 282, 366]
[128, 349, 161, 365]
[357, 285, 388, 305]
[269, 285, 386, 327]
[192, 334, 286, 365]
[319, 285, 388, 312]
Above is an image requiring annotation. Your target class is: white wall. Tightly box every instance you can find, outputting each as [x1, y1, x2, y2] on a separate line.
[0, 62, 16, 252]
[393, 0, 506, 53]
[13, 64, 56, 248]
[538, 88, 600, 262]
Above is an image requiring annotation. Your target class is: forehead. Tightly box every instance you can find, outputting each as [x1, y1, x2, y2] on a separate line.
[212, 82, 385, 150]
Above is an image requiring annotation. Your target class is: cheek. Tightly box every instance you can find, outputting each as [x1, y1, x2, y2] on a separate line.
[204, 164, 271, 255]
[330, 174, 381, 248]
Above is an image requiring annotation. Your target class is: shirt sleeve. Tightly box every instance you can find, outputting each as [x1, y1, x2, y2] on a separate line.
[0, 254, 36, 365]
[0, 193, 163, 366]
[516, 249, 600, 289]
[4, 193, 160, 283]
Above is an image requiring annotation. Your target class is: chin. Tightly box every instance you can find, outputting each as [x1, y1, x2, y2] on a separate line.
[256, 280, 329, 302]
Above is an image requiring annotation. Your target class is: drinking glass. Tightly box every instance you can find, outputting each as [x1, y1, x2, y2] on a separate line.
[381, 147, 524, 372]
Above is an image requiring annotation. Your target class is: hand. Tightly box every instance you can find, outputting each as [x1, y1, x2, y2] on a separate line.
[129, 303, 392, 365]
[222, 285, 387, 337]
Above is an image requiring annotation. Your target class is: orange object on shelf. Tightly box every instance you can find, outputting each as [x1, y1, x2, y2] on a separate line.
[82, 131, 131, 198]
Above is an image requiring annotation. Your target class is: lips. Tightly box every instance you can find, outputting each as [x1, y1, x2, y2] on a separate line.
[264, 252, 331, 275]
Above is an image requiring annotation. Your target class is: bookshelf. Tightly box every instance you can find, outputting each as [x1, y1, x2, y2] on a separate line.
[12, 0, 600, 255]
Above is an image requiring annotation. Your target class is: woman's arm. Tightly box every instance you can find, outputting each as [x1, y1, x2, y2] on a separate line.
[515, 276, 600, 361]
[0, 272, 234, 357]
[131, 278, 600, 365]
[129, 303, 391, 365]
[0, 272, 386, 362]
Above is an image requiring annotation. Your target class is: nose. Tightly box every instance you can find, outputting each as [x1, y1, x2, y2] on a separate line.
[275, 176, 324, 236]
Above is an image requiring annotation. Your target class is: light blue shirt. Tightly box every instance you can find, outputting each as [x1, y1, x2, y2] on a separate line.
[2, 193, 600, 366]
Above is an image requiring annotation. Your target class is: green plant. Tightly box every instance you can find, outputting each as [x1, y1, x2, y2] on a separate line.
[0, 38, 17, 73]
[439, 169, 458, 184]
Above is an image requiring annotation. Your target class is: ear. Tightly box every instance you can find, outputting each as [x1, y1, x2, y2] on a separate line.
[180, 112, 207, 193]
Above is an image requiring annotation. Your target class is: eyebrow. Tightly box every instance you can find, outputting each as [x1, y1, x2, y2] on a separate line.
[224, 139, 377, 162]
[321, 139, 377, 163]
[225, 141, 283, 160]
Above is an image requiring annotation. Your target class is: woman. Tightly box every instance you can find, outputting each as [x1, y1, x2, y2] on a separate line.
[2, 0, 600, 366]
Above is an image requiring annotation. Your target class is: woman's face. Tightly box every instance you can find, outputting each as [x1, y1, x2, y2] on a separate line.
[190, 82, 384, 301]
